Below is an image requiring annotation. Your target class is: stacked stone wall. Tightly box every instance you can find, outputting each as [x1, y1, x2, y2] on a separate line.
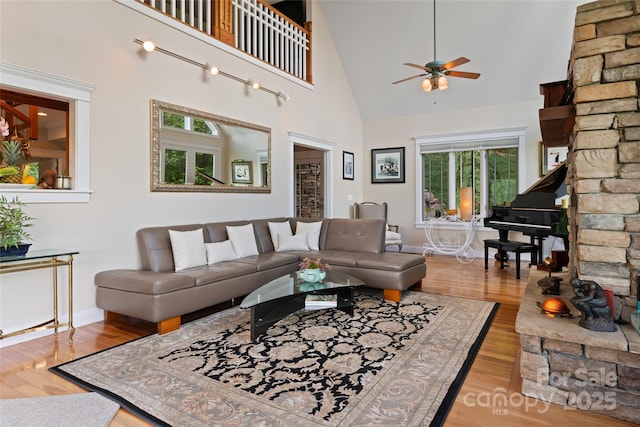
[520, 332, 640, 422]
[568, 0, 640, 316]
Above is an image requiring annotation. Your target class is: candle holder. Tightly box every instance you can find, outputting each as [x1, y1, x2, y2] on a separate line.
[56, 176, 72, 189]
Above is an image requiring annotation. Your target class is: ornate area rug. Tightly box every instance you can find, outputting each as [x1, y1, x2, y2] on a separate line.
[51, 291, 497, 426]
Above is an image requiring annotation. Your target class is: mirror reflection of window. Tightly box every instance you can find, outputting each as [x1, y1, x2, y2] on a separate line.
[194, 152, 215, 185]
[151, 100, 270, 193]
[163, 148, 187, 184]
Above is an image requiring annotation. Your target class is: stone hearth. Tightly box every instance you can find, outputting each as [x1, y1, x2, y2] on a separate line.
[517, 269, 640, 422]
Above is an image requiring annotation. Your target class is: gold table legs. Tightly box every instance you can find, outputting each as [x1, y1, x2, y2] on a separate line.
[0, 254, 75, 342]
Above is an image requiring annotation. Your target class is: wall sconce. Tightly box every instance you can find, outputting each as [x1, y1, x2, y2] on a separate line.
[460, 187, 473, 221]
[134, 38, 288, 102]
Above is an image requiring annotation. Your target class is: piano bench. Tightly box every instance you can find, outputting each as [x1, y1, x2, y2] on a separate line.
[484, 239, 538, 280]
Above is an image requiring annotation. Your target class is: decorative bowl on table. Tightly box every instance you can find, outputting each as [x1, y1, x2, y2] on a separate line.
[299, 268, 326, 283]
[299, 282, 326, 292]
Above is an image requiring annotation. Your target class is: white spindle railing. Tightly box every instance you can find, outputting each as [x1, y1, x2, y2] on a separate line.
[232, 0, 308, 80]
[138, 0, 308, 81]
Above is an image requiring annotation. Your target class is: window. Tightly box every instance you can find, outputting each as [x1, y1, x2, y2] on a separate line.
[1, 89, 70, 186]
[159, 110, 221, 185]
[415, 128, 525, 223]
[0, 63, 95, 203]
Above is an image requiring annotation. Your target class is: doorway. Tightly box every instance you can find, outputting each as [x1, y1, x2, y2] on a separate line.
[294, 145, 324, 218]
[289, 132, 334, 218]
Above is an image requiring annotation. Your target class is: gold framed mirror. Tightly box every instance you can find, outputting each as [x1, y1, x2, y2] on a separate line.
[151, 99, 271, 193]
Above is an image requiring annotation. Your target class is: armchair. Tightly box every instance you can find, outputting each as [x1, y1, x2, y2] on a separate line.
[354, 202, 402, 251]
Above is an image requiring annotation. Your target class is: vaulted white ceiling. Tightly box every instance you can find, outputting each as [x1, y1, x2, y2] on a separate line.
[318, 0, 583, 121]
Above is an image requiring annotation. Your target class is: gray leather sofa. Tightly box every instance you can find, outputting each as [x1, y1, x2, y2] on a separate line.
[95, 217, 426, 334]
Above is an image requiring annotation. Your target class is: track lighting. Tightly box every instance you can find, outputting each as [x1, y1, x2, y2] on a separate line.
[142, 40, 155, 52]
[134, 38, 288, 103]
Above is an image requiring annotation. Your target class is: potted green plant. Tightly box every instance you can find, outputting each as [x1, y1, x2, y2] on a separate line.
[0, 195, 33, 256]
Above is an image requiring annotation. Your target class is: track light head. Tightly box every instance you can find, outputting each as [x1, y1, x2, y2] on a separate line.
[142, 40, 156, 52]
[277, 91, 290, 102]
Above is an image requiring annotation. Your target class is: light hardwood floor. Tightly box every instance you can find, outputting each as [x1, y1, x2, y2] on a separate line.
[0, 254, 634, 426]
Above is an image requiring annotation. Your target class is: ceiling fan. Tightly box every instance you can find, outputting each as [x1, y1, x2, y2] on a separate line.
[392, 0, 480, 92]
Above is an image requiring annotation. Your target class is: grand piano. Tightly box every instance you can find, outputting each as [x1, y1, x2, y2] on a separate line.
[483, 160, 568, 263]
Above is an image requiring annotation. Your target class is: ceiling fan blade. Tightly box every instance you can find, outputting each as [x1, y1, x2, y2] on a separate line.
[404, 63, 433, 72]
[392, 74, 427, 84]
[445, 70, 481, 79]
[440, 57, 470, 70]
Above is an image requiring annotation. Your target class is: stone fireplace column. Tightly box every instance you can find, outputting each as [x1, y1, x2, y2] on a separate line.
[568, 0, 640, 318]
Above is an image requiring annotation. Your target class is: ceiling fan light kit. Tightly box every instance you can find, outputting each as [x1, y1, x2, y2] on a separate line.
[393, 0, 479, 92]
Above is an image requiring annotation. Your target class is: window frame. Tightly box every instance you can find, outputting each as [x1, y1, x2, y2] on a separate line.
[160, 141, 221, 185]
[414, 128, 526, 227]
[0, 63, 95, 203]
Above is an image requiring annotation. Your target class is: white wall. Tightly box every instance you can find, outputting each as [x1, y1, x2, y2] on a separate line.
[0, 1, 363, 346]
[362, 99, 546, 252]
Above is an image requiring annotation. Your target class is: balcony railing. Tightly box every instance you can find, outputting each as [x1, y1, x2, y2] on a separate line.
[136, 0, 311, 83]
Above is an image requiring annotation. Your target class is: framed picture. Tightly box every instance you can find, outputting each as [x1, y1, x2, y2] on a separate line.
[371, 147, 405, 183]
[343, 151, 354, 180]
[231, 160, 253, 184]
[539, 142, 568, 176]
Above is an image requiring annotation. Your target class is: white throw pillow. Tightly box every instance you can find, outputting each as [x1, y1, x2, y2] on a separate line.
[226, 224, 259, 258]
[205, 240, 237, 265]
[276, 233, 309, 251]
[168, 229, 207, 271]
[296, 221, 322, 250]
[268, 221, 293, 250]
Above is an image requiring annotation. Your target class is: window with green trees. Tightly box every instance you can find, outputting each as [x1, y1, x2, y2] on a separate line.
[160, 111, 220, 185]
[417, 129, 523, 222]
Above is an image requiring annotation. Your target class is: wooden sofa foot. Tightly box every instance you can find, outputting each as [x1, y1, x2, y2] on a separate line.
[104, 311, 123, 321]
[158, 316, 181, 334]
[383, 289, 401, 302]
[409, 280, 423, 291]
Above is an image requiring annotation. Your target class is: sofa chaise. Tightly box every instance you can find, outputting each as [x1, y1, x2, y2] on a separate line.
[95, 217, 426, 334]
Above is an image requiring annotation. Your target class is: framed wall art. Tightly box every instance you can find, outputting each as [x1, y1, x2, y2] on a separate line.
[343, 151, 354, 180]
[371, 147, 405, 184]
[539, 143, 568, 176]
[231, 160, 253, 184]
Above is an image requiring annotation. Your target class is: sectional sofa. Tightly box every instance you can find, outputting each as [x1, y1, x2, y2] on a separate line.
[95, 217, 426, 334]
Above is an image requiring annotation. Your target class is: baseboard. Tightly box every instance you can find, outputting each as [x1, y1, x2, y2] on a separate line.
[398, 245, 423, 254]
[0, 308, 104, 348]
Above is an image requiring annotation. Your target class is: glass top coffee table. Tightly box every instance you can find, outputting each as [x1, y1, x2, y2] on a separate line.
[240, 270, 363, 340]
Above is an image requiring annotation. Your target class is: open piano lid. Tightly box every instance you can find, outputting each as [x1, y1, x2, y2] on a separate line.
[525, 160, 567, 194]
[510, 160, 567, 209]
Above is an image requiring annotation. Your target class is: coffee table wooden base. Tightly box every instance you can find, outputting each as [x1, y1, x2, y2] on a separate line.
[249, 287, 355, 340]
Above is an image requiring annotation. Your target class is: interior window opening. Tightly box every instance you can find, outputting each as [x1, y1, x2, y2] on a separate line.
[0, 88, 70, 188]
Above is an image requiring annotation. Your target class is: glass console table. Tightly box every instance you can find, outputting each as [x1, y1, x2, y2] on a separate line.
[0, 249, 78, 341]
